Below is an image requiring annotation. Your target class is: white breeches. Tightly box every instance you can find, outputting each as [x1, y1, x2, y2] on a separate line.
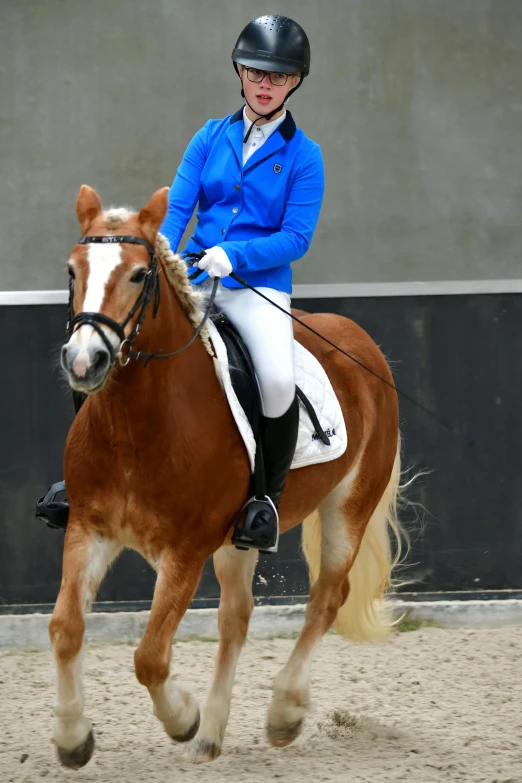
[210, 283, 295, 419]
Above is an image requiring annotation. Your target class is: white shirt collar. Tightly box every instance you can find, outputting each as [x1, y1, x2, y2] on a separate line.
[242, 106, 286, 141]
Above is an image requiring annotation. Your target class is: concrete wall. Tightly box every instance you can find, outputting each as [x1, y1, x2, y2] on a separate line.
[2, 0, 521, 291]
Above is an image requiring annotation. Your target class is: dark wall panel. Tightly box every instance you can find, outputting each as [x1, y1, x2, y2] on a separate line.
[1, 295, 521, 609]
[300, 294, 522, 593]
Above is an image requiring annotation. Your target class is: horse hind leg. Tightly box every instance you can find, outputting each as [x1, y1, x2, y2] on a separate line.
[49, 529, 120, 768]
[265, 497, 351, 749]
[307, 441, 404, 642]
[187, 546, 258, 763]
[266, 441, 403, 747]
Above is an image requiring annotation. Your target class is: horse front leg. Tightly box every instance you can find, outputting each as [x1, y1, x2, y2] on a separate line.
[188, 546, 258, 762]
[49, 526, 120, 768]
[134, 548, 205, 743]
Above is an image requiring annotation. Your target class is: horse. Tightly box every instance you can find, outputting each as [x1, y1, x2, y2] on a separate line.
[49, 184, 404, 768]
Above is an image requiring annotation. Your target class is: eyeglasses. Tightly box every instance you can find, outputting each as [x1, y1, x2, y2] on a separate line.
[245, 67, 291, 87]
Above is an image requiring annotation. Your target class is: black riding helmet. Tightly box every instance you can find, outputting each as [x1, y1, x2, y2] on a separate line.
[232, 15, 310, 75]
[232, 15, 311, 141]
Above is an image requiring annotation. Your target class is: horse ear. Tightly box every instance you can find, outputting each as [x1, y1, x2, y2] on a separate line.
[138, 187, 169, 243]
[76, 185, 103, 234]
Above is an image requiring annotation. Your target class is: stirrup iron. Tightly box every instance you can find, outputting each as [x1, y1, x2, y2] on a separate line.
[231, 495, 279, 554]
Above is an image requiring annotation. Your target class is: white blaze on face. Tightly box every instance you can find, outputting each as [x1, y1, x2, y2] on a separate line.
[70, 243, 123, 372]
[84, 243, 123, 312]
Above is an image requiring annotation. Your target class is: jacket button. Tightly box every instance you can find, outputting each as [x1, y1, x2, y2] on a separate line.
[220, 229, 225, 235]
[235, 184, 241, 191]
[232, 207, 238, 214]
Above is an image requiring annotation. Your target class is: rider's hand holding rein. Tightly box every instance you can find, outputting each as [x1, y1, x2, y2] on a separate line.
[197, 246, 234, 278]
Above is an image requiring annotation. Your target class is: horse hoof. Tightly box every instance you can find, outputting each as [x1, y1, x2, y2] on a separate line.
[56, 730, 95, 769]
[266, 720, 303, 748]
[186, 738, 222, 763]
[170, 711, 200, 743]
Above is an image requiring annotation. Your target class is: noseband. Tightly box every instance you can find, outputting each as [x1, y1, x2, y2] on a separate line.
[67, 236, 216, 367]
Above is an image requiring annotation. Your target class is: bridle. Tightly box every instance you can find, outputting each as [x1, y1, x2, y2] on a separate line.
[67, 236, 217, 367]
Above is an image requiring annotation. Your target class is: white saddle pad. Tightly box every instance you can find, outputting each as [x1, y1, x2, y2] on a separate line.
[206, 320, 348, 473]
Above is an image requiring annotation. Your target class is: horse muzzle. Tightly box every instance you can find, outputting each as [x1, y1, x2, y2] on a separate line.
[61, 340, 112, 393]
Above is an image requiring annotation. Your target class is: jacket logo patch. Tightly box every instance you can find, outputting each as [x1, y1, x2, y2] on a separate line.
[273, 163, 283, 174]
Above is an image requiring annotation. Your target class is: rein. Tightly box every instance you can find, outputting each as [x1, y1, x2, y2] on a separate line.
[68, 238, 454, 432]
[184, 251, 457, 433]
[68, 236, 218, 368]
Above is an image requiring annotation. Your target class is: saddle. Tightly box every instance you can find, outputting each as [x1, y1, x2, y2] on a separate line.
[211, 311, 331, 500]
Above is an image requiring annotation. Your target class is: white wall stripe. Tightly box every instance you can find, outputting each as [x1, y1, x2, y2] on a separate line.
[0, 290, 69, 305]
[2, 279, 522, 306]
[292, 280, 522, 298]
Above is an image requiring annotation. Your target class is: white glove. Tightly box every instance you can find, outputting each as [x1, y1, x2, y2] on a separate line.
[197, 246, 233, 278]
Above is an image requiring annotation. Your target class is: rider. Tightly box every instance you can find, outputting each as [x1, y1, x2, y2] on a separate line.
[161, 14, 325, 551]
[36, 14, 325, 554]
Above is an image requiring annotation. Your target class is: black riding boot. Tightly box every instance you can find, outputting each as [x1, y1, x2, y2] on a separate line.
[35, 391, 87, 531]
[232, 393, 299, 553]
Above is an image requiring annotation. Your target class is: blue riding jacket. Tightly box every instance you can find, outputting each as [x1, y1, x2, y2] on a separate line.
[160, 108, 325, 293]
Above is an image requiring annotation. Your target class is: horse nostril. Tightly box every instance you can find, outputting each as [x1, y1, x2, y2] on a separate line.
[92, 349, 110, 373]
[61, 345, 70, 368]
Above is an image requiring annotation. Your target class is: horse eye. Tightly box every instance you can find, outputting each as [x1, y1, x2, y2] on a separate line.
[131, 269, 147, 284]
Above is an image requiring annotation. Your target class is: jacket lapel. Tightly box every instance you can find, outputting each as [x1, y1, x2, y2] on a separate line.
[243, 129, 286, 173]
[226, 108, 296, 172]
[226, 112, 244, 169]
